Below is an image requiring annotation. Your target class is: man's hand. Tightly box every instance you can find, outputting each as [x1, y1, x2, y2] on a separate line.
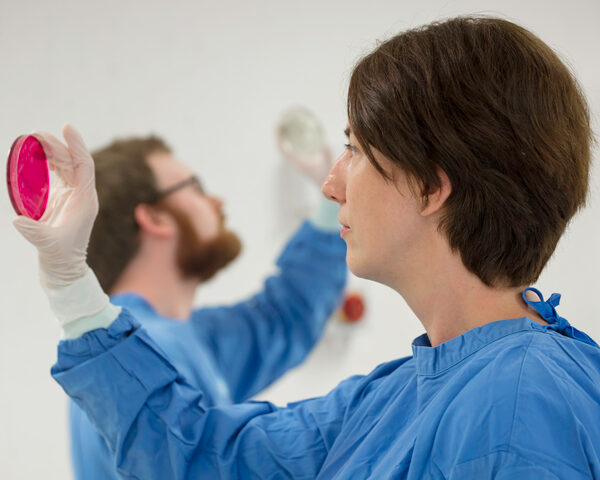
[276, 107, 335, 186]
[13, 124, 98, 289]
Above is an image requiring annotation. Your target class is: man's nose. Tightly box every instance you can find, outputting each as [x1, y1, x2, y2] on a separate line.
[208, 195, 223, 211]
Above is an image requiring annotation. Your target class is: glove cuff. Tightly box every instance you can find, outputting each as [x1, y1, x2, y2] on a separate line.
[43, 268, 112, 327]
[61, 303, 122, 340]
[309, 197, 340, 232]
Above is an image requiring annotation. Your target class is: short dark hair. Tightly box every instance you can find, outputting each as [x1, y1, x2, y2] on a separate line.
[348, 16, 592, 287]
[88, 136, 171, 292]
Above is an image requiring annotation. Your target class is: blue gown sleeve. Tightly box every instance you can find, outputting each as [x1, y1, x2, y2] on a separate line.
[51, 311, 360, 480]
[69, 401, 120, 480]
[190, 220, 347, 402]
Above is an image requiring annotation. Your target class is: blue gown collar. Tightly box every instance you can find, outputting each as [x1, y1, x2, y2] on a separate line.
[411, 289, 597, 376]
[110, 293, 158, 317]
[411, 317, 535, 376]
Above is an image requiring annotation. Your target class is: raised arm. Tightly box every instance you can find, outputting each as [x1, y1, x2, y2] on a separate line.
[191, 218, 346, 401]
[12, 125, 352, 478]
[52, 311, 360, 479]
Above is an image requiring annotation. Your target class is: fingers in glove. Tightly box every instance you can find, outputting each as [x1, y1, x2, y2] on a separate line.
[32, 131, 78, 186]
[13, 215, 53, 247]
[62, 124, 95, 189]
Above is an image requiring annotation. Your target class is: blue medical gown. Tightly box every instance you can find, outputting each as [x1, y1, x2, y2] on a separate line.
[54, 288, 600, 479]
[68, 220, 347, 479]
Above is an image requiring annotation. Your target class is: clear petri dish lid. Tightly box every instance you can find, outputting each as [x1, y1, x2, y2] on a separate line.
[6, 135, 50, 220]
[278, 106, 325, 156]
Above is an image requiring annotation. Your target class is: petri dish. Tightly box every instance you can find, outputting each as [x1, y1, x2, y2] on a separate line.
[278, 106, 325, 156]
[6, 135, 50, 220]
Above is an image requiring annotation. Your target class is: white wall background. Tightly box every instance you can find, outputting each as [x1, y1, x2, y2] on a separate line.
[0, 0, 598, 478]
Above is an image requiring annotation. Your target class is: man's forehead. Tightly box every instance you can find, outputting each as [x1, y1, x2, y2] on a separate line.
[146, 151, 194, 188]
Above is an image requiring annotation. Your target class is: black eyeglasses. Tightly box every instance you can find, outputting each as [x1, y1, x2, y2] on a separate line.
[152, 175, 205, 203]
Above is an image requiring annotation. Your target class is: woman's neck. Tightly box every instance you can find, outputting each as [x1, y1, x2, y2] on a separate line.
[391, 236, 546, 347]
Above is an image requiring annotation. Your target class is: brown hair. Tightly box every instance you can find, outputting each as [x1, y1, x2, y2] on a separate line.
[348, 16, 592, 287]
[88, 136, 171, 292]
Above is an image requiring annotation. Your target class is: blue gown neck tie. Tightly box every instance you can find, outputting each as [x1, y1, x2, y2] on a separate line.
[522, 288, 598, 346]
[522, 288, 566, 327]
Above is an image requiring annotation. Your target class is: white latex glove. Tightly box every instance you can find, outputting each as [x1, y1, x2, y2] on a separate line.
[275, 116, 340, 232]
[277, 129, 335, 186]
[13, 124, 98, 289]
[13, 124, 117, 333]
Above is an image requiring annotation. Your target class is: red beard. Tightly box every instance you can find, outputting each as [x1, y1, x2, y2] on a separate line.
[162, 204, 242, 282]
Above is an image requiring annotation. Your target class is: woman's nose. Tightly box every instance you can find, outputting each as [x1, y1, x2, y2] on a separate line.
[321, 154, 347, 204]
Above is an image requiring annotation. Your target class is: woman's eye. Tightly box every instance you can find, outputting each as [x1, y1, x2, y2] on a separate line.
[344, 143, 357, 155]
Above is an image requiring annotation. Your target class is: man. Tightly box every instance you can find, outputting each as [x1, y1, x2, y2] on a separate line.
[16, 16, 600, 479]
[66, 135, 347, 479]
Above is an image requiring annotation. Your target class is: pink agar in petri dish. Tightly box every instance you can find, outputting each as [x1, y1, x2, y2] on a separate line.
[6, 135, 50, 220]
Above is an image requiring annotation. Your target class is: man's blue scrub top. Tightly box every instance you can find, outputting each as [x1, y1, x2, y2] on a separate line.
[68, 221, 347, 479]
[55, 288, 600, 479]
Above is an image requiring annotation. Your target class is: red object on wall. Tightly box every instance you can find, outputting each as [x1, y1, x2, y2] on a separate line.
[342, 293, 365, 322]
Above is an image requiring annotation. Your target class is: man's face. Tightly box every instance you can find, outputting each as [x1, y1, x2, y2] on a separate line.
[147, 151, 241, 281]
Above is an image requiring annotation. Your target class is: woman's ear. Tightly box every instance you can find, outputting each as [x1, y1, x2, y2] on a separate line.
[134, 204, 176, 238]
[420, 167, 452, 217]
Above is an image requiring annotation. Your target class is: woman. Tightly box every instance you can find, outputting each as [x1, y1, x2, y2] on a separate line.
[17, 16, 600, 479]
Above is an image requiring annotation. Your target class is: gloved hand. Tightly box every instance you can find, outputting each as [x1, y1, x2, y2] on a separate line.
[13, 124, 118, 335]
[275, 108, 340, 232]
[277, 129, 335, 186]
[275, 106, 335, 186]
[13, 124, 98, 289]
